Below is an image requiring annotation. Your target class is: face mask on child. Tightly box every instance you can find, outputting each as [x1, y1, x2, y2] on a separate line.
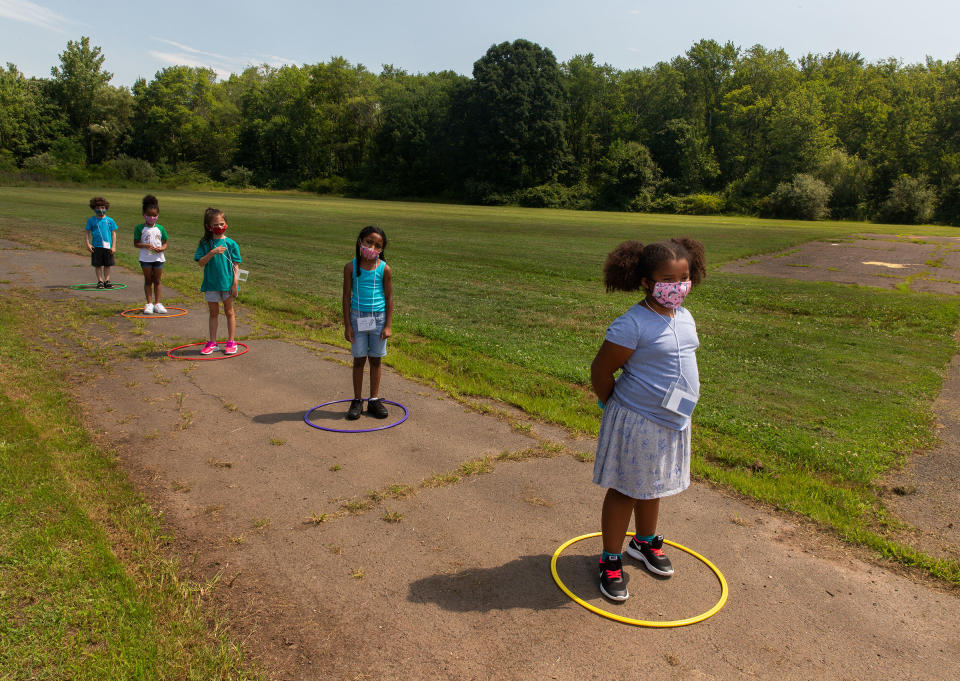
[211, 224, 227, 235]
[143, 215, 158, 226]
[651, 281, 691, 309]
[360, 245, 380, 260]
[95, 208, 106, 216]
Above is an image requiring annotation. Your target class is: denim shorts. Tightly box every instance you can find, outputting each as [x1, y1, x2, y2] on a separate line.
[350, 309, 387, 358]
[140, 260, 164, 269]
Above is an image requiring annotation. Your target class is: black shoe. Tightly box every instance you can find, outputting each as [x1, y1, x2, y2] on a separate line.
[96, 281, 104, 289]
[599, 555, 629, 601]
[346, 399, 363, 420]
[625, 534, 674, 576]
[103, 280, 113, 288]
[366, 398, 388, 419]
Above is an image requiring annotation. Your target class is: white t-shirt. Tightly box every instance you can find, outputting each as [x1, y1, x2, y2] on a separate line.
[138, 225, 165, 262]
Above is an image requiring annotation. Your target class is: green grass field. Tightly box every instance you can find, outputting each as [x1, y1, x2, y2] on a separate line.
[1, 186, 959, 675]
[0, 187, 960, 679]
[0, 287, 261, 680]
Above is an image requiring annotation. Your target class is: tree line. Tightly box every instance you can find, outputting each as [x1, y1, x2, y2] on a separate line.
[3, 36, 960, 223]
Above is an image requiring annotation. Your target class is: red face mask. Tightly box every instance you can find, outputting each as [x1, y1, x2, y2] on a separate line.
[211, 224, 227, 235]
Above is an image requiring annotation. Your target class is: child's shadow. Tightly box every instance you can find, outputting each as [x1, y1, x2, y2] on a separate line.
[408, 554, 598, 612]
[254, 409, 360, 424]
[253, 410, 313, 424]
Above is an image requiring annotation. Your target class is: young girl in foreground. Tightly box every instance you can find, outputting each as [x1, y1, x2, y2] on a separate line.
[342, 226, 393, 420]
[132, 194, 168, 313]
[591, 237, 706, 602]
[194, 208, 242, 355]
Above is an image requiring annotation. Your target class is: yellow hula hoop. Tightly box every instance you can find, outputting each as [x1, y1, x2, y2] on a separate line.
[550, 532, 728, 627]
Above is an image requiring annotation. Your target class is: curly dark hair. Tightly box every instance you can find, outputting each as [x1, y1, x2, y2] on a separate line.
[89, 196, 109, 210]
[603, 237, 706, 292]
[142, 194, 159, 213]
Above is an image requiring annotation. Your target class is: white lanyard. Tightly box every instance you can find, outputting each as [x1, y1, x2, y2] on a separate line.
[356, 260, 379, 312]
[356, 260, 379, 331]
[643, 300, 684, 383]
[97, 217, 110, 246]
[644, 300, 698, 417]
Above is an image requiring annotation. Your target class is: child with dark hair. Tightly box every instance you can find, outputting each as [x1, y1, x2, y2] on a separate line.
[133, 194, 169, 313]
[194, 207, 242, 355]
[342, 225, 393, 420]
[590, 237, 707, 602]
[84, 196, 118, 288]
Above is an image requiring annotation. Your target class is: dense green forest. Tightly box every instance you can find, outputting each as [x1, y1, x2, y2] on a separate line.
[3, 36, 960, 223]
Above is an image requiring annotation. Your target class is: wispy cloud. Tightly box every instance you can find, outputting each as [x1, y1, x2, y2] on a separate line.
[153, 38, 239, 65]
[0, 0, 68, 32]
[150, 37, 297, 79]
[147, 51, 232, 80]
[257, 54, 298, 69]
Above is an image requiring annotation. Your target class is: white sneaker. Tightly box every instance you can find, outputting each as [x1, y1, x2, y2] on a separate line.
[153, 303, 168, 314]
[143, 303, 154, 314]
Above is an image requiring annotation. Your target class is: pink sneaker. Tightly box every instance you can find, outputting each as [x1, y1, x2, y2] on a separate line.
[224, 341, 238, 355]
[200, 341, 218, 355]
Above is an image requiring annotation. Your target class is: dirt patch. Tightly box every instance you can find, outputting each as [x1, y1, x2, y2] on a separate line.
[723, 234, 960, 563]
[883, 349, 960, 562]
[721, 233, 960, 294]
[3, 239, 960, 681]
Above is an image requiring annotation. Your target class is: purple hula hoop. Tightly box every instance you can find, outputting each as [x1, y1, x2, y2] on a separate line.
[304, 398, 409, 433]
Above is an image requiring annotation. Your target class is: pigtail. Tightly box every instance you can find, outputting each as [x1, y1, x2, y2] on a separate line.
[671, 237, 706, 285]
[603, 240, 646, 292]
[354, 238, 361, 279]
[604, 236, 707, 294]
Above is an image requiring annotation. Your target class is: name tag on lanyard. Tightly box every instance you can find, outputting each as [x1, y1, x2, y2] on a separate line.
[357, 261, 379, 331]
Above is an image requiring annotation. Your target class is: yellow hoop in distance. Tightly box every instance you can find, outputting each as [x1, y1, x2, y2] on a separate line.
[550, 532, 728, 627]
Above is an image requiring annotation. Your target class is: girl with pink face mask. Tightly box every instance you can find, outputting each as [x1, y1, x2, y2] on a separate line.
[589, 237, 706, 602]
[342, 225, 393, 421]
[133, 194, 169, 314]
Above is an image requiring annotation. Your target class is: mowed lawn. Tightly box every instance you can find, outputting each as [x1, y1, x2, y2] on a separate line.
[2, 185, 959, 581]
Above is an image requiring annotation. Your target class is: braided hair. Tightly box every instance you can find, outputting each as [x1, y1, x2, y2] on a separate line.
[354, 225, 388, 278]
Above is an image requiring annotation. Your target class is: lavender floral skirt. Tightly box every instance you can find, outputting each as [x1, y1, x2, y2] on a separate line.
[593, 399, 691, 500]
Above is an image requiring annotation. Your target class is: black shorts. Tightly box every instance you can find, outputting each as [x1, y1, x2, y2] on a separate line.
[139, 261, 164, 269]
[91, 247, 115, 267]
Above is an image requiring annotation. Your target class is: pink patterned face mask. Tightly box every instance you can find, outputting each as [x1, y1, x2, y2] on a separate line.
[360, 245, 380, 260]
[143, 215, 158, 226]
[651, 280, 691, 309]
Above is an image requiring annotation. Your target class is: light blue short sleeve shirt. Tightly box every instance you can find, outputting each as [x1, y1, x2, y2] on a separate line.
[605, 304, 700, 430]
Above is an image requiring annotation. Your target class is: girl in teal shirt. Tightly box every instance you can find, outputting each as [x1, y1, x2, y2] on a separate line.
[194, 207, 242, 355]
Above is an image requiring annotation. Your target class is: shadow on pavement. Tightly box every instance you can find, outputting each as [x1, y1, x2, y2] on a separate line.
[408, 554, 582, 612]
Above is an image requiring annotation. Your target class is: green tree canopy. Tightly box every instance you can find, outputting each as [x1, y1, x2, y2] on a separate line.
[465, 39, 567, 195]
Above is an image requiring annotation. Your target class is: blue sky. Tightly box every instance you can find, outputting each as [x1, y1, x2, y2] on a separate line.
[3, 0, 959, 86]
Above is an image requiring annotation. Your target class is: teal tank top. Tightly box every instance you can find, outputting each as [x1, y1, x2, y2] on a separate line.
[351, 259, 386, 312]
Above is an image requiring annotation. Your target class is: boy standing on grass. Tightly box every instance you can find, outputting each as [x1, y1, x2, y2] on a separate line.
[84, 196, 118, 288]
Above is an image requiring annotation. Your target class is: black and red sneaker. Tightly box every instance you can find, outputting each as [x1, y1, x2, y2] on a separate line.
[598, 555, 629, 601]
[626, 534, 674, 576]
